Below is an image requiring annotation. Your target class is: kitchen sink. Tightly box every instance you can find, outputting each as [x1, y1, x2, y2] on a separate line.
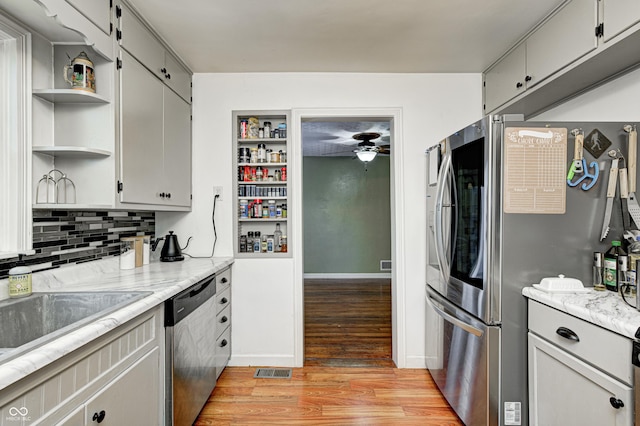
[0, 291, 151, 363]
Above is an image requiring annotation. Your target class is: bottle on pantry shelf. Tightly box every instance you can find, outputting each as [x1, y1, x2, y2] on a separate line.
[263, 121, 271, 138]
[276, 205, 283, 218]
[278, 123, 287, 138]
[267, 235, 275, 253]
[253, 199, 262, 218]
[239, 234, 247, 253]
[262, 205, 270, 218]
[257, 143, 267, 163]
[253, 232, 259, 252]
[240, 199, 248, 218]
[261, 234, 268, 253]
[268, 200, 276, 217]
[8, 254, 32, 298]
[604, 240, 626, 292]
[274, 223, 282, 252]
[281, 235, 288, 253]
[250, 148, 258, 163]
[247, 232, 254, 253]
[259, 128, 264, 138]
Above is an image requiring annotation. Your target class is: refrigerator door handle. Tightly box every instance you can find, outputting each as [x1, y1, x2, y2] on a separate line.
[435, 152, 453, 284]
[426, 287, 484, 337]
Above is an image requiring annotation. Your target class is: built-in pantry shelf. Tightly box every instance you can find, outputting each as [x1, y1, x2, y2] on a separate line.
[33, 89, 110, 103]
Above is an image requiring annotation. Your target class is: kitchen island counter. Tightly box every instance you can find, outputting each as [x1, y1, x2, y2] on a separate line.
[0, 256, 233, 392]
[523, 286, 640, 340]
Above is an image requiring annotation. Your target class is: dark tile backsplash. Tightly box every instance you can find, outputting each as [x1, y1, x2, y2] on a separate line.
[0, 210, 155, 279]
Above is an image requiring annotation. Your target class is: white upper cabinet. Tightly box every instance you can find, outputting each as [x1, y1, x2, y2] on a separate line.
[525, 0, 597, 88]
[484, 0, 597, 113]
[602, 0, 640, 43]
[117, 1, 191, 103]
[65, 0, 111, 35]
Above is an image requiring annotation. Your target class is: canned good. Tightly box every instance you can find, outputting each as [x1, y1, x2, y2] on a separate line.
[240, 119, 248, 139]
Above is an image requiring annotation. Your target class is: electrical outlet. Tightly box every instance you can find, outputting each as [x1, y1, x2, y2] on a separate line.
[213, 186, 223, 200]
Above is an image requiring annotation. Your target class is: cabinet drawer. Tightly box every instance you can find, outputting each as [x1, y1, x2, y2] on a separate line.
[216, 286, 230, 314]
[216, 305, 231, 339]
[215, 326, 231, 379]
[216, 268, 231, 293]
[528, 301, 632, 384]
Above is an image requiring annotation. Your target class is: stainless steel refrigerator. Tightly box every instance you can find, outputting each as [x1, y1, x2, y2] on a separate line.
[425, 115, 634, 426]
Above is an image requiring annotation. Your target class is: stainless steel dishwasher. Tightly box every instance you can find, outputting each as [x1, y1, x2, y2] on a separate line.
[165, 273, 217, 426]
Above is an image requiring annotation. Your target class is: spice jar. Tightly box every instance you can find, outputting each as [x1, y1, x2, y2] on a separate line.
[257, 143, 267, 163]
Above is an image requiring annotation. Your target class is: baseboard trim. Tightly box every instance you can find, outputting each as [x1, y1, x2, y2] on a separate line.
[303, 273, 392, 279]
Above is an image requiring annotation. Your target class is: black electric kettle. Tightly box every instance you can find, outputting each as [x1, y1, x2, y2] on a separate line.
[152, 231, 185, 262]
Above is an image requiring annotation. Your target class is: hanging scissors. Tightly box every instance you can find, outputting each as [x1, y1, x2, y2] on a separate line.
[567, 158, 599, 190]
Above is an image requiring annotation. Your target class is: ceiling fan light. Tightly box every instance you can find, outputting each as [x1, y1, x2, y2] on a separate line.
[356, 150, 377, 162]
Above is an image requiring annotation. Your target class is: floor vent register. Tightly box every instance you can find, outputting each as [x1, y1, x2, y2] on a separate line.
[253, 368, 293, 379]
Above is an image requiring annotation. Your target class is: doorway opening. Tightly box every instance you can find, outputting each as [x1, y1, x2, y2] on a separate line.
[292, 109, 404, 367]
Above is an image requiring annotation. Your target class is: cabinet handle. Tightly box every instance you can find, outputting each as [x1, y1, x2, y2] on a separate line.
[220, 297, 228, 304]
[161, 67, 167, 74]
[166, 192, 171, 199]
[92, 410, 106, 423]
[525, 75, 532, 82]
[556, 326, 580, 342]
[516, 82, 523, 89]
[166, 73, 171, 80]
[219, 339, 228, 347]
[609, 397, 624, 409]
[159, 192, 166, 198]
[221, 277, 228, 284]
[220, 316, 228, 323]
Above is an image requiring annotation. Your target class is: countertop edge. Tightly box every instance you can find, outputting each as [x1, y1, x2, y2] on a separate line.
[523, 286, 640, 340]
[0, 256, 234, 393]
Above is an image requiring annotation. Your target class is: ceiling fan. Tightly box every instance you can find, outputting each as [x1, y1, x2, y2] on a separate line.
[352, 132, 390, 162]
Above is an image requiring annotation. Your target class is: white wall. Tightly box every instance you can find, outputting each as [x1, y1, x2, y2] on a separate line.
[158, 73, 482, 367]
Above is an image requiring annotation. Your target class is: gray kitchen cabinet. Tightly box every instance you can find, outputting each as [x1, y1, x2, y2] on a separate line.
[65, 0, 111, 36]
[116, 1, 191, 103]
[215, 267, 232, 379]
[0, 306, 164, 425]
[527, 301, 633, 426]
[484, 0, 598, 113]
[118, 49, 191, 208]
[602, 0, 640, 43]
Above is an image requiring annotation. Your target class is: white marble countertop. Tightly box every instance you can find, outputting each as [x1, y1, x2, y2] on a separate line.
[523, 286, 640, 340]
[0, 256, 233, 392]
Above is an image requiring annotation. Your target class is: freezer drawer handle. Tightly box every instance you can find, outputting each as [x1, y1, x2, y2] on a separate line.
[426, 294, 483, 337]
[609, 397, 624, 409]
[556, 326, 580, 342]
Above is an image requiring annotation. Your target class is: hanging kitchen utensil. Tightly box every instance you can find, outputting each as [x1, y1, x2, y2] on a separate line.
[63, 51, 96, 93]
[600, 152, 619, 241]
[618, 154, 631, 230]
[624, 125, 640, 228]
[567, 129, 584, 180]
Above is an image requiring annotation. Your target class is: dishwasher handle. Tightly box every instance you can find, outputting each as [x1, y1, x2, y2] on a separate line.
[190, 279, 213, 297]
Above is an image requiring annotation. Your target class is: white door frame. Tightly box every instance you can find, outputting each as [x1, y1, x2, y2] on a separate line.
[291, 107, 406, 367]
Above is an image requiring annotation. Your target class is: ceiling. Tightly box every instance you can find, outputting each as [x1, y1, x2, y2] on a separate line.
[125, 0, 565, 155]
[127, 0, 565, 74]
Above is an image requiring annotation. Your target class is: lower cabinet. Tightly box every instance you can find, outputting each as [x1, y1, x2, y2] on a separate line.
[215, 267, 232, 379]
[528, 301, 633, 426]
[0, 306, 164, 425]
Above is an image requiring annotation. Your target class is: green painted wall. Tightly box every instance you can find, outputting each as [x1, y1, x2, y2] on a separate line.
[303, 156, 391, 273]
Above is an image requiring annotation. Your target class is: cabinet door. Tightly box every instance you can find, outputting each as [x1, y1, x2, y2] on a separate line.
[164, 52, 191, 103]
[120, 50, 164, 204]
[483, 44, 526, 112]
[66, 0, 111, 35]
[603, 0, 640, 43]
[162, 88, 191, 207]
[528, 333, 632, 426]
[118, 2, 164, 80]
[84, 348, 160, 425]
[526, 0, 598, 88]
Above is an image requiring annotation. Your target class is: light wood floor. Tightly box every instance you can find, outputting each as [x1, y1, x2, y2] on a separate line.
[195, 279, 462, 425]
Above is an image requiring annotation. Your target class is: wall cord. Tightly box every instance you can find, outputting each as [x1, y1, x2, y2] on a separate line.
[182, 193, 219, 259]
